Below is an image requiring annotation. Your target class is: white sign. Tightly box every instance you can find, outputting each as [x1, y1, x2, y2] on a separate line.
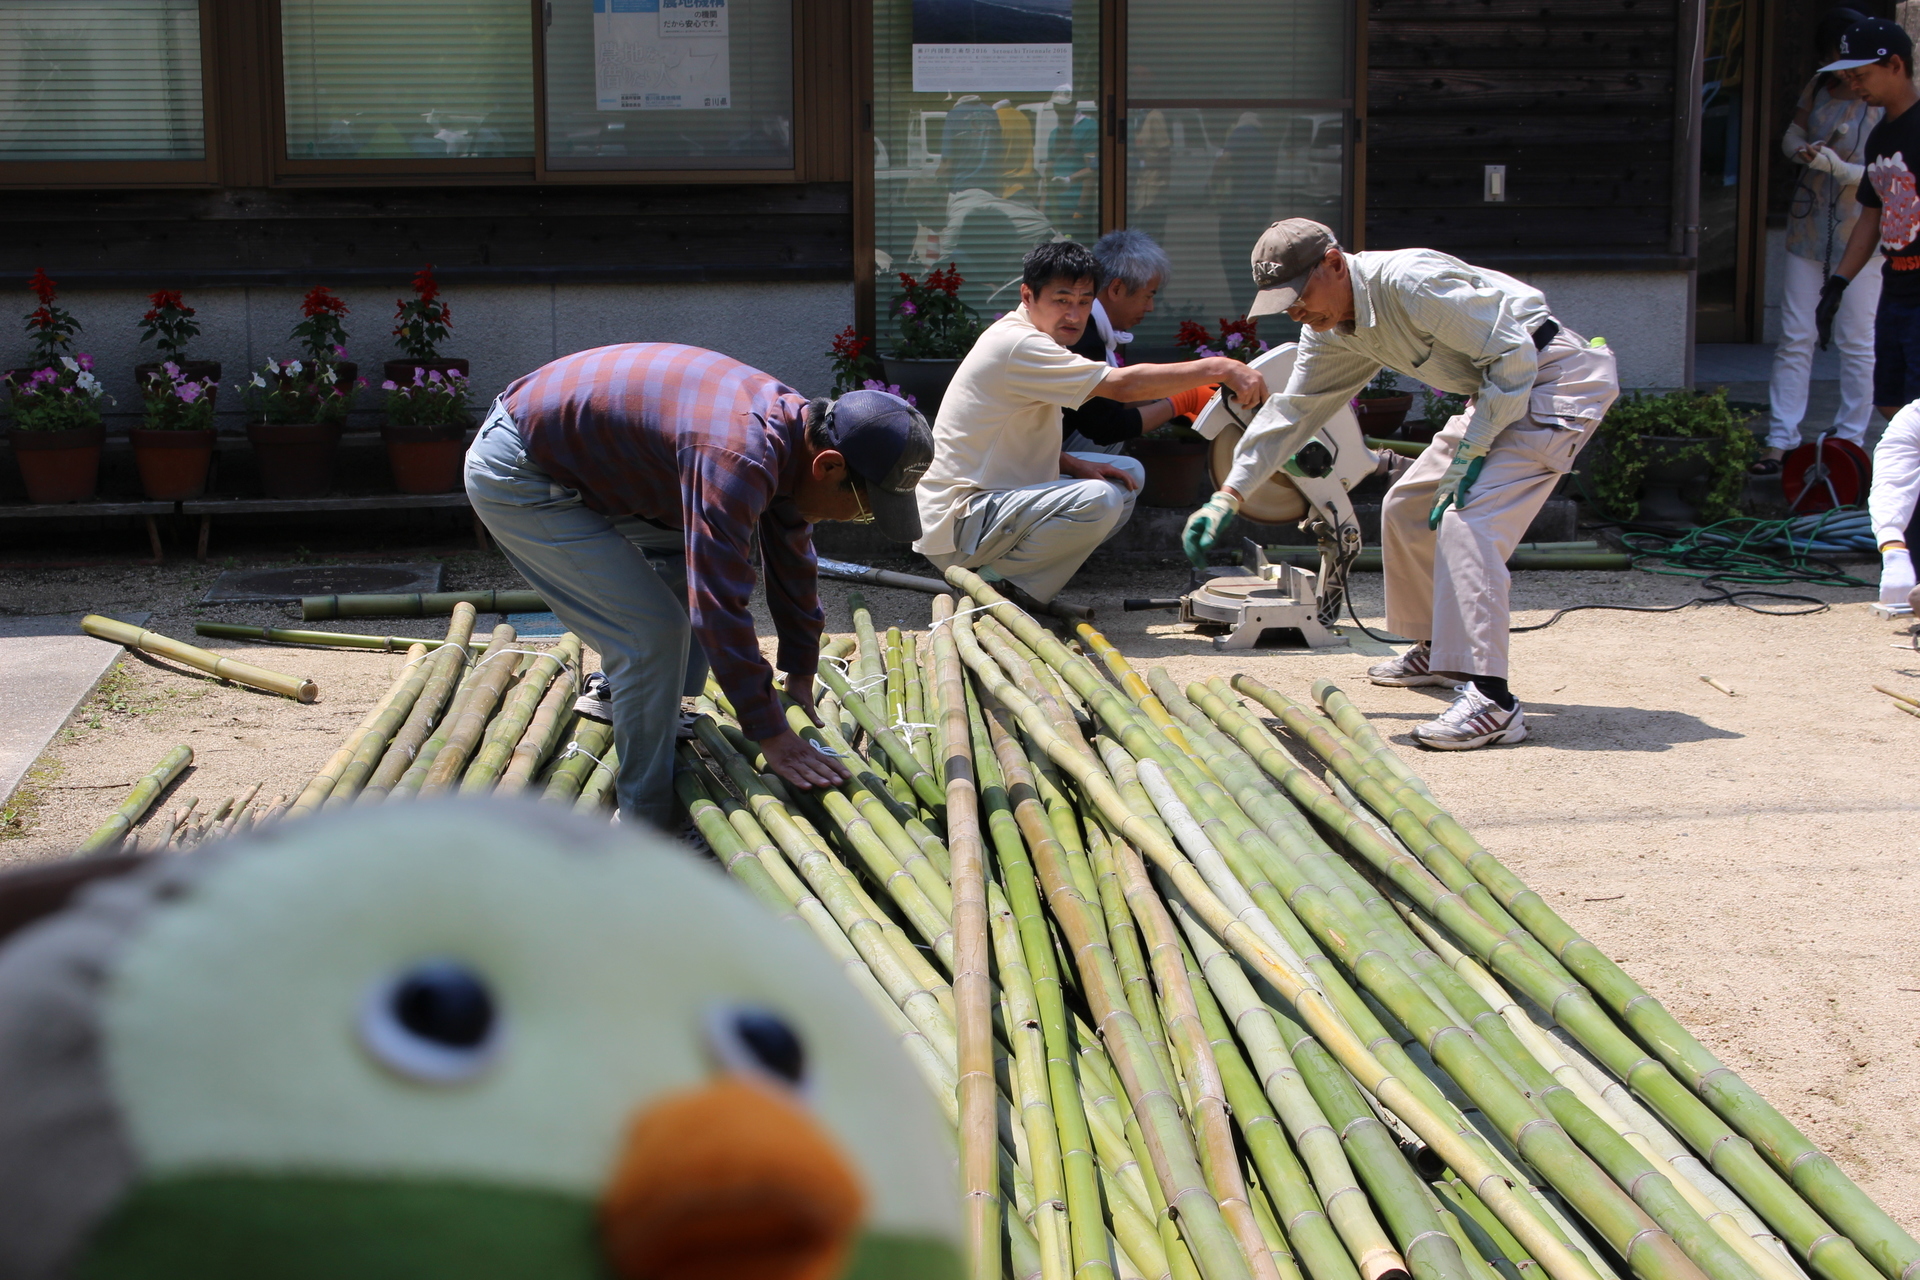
[911, 43, 1071, 93]
[594, 0, 731, 111]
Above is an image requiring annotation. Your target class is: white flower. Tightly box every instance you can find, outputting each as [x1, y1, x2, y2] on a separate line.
[251, 373, 268, 388]
[60, 356, 78, 371]
[76, 372, 101, 392]
[286, 360, 303, 376]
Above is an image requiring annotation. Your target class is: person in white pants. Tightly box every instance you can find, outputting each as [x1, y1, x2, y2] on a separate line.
[1763, 9, 1882, 469]
[1183, 219, 1619, 750]
[1870, 401, 1920, 605]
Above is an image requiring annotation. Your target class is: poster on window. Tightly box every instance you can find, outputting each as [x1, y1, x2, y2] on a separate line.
[911, 0, 1071, 93]
[594, 0, 731, 111]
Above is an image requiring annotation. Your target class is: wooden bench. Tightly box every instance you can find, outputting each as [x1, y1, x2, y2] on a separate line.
[0, 499, 173, 561]
[181, 492, 490, 559]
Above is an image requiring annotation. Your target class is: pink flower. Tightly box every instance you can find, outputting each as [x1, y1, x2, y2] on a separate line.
[426, 369, 444, 384]
[77, 353, 94, 372]
[334, 345, 348, 357]
[162, 361, 180, 377]
[382, 380, 398, 391]
[900, 300, 918, 315]
[178, 382, 201, 403]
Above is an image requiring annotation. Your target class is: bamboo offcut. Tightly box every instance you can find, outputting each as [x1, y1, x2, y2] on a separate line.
[74, 745, 192, 855]
[301, 589, 545, 620]
[81, 615, 318, 702]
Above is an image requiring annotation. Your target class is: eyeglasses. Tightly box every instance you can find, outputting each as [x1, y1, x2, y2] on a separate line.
[848, 481, 876, 526]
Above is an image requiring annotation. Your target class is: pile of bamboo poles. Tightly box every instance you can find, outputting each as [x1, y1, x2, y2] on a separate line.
[87, 601, 612, 853]
[673, 567, 1917, 1280]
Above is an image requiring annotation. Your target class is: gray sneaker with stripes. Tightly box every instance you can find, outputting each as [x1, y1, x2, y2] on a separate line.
[1367, 642, 1450, 687]
[1412, 684, 1528, 750]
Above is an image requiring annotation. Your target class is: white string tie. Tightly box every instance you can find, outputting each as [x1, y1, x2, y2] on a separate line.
[475, 646, 582, 693]
[558, 742, 609, 768]
[928, 602, 996, 632]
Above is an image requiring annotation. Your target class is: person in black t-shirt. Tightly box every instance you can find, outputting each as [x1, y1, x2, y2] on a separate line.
[1819, 17, 1920, 414]
[1060, 230, 1213, 450]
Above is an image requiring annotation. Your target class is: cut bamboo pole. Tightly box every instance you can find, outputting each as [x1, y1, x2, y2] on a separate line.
[193, 623, 490, 653]
[414, 625, 521, 797]
[848, 591, 889, 722]
[575, 746, 620, 811]
[75, 745, 192, 855]
[301, 589, 544, 620]
[460, 635, 582, 794]
[81, 615, 317, 702]
[540, 715, 615, 803]
[286, 643, 433, 819]
[498, 662, 584, 794]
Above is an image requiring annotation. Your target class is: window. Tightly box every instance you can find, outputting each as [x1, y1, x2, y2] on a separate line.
[544, 0, 794, 171]
[0, 0, 204, 162]
[872, 0, 1101, 319]
[280, 0, 536, 161]
[1124, 0, 1351, 357]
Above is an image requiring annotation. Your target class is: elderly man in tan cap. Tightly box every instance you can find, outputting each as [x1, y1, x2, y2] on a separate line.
[1183, 219, 1619, 750]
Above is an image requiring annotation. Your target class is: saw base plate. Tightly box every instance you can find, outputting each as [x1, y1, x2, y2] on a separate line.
[1181, 564, 1341, 650]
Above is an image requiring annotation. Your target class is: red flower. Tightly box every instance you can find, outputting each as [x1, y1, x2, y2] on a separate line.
[27, 305, 54, 332]
[301, 286, 349, 318]
[411, 265, 439, 304]
[1175, 320, 1213, 350]
[147, 288, 188, 312]
[830, 325, 870, 359]
[1219, 316, 1260, 341]
[28, 269, 56, 305]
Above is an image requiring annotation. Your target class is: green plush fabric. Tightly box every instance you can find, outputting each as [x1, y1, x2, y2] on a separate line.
[77, 1175, 607, 1280]
[78, 1174, 965, 1280]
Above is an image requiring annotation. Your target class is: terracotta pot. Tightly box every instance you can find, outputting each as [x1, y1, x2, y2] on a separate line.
[130, 427, 216, 501]
[134, 360, 222, 407]
[1127, 435, 1211, 508]
[1352, 394, 1413, 436]
[382, 420, 471, 494]
[246, 421, 339, 498]
[11, 423, 105, 504]
[878, 356, 963, 422]
[382, 358, 470, 387]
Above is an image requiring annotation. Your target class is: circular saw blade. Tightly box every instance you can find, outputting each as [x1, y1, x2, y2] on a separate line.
[1190, 343, 1365, 525]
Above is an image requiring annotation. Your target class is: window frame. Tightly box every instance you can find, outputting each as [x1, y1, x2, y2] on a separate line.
[0, 0, 221, 190]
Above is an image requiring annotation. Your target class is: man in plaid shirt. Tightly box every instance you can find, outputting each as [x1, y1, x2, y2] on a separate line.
[467, 343, 931, 828]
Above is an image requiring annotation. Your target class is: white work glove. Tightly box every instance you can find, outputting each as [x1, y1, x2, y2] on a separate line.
[1881, 546, 1917, 607]
[1806, 144, 1864, 186]
[1782, 120, 1810, 162]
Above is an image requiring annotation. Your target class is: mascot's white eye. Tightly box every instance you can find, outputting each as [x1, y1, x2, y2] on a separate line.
[358, 959, 505, 1084]
[705, 1004, 807, 1089]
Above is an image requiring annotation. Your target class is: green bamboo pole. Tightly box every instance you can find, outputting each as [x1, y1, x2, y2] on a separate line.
[884, 624, 909, 738]
[75, 744, 193, 855]
[358, 604, 481, 802]
[416, 626, 524, 797]
[933, 594, 1003, 1280]
[906, 631, 937, 775]
[814, 658, 948, 817]
[193, 622, 492, 654]
[1223, 677, 1895, 1280]
[540, 715, 614, 803]
[1073, 624, 1217, 782]
[848, 591, 889, 722]
[496, 658, 583, 795]
[383, 660, 489, 801]
[574, 746, 619, 811]
[460, 636, 582, 794]
[978, 694, 1121, 1280]
[82, 615, 318, 702]
[1083, 816, 1185, 1118]
[942, 609, 1604, 1280]
[1307, 680, 1429, 799]
[300, 589, 544, 620]
[287, 642, 436, 819]
[314, 643, 437, 811]
[782, 700, 953, 886]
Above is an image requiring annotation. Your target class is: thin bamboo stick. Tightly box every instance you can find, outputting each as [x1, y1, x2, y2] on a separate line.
[82, 615, 317, 702]
[75, 745, 192, 855]
[192, 622, 492, 653]
[217, 781, 263, 838]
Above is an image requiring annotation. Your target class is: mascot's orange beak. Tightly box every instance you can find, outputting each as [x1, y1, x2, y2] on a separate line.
[600, 1077, 866, 1280]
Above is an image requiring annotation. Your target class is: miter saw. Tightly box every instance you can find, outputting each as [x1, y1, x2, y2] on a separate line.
[1124, 342, 1379, 650]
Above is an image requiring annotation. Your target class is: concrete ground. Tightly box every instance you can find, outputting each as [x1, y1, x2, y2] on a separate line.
[1, 542, 1915, 1236]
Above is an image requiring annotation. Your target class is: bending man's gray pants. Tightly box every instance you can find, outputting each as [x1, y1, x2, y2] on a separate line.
[1380, 329, 1618, 679]
[923, 451, 1145, 602]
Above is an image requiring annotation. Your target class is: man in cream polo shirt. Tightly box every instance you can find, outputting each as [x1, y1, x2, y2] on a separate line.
[915, 241, 1267, 603]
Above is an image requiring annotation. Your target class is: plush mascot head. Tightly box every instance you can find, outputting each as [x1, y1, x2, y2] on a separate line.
[0, 803, 961, 1280]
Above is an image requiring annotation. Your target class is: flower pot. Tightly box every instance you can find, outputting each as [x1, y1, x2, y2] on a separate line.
[10, 423, 106, 504]
[247, 421, 339, 498]
[383, 358, 470, 387]
[879, 357, 963, 422]
[134, 360, 222, 406]
[1127, 435, 1211, 508]
[382, 420, 471, 494]
[1352, 394, 1413, 437]
[1636, 435, 1713, 526]
[130, 427, 217, 501]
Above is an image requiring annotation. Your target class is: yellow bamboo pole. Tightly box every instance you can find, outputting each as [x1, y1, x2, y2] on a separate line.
[74, 744, 192, 855]
[81, 615, 317, 702]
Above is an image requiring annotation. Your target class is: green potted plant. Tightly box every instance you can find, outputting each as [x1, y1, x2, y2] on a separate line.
[876, 265, 982, 420]
[6, 271, 112, 504]
[386, 265, 468, 387]
[288, 286, 357, 402]
[1351, 368, 1413, 436]
[243, 358, 356, 497]
[1587, 387, 1756, 525]
[130, 361, 219, 500]
[134, 290, 219, 393]
[1405, 386, 1469, 444]
[381, 366, 472, 494]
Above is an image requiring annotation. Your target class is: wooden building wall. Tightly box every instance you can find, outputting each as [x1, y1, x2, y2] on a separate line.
[1365, 0, 1689, 270]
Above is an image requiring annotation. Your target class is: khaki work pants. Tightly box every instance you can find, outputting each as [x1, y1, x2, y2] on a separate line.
[1381, 329, 1618, 679]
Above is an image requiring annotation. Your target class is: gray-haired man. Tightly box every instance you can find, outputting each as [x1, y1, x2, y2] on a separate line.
[1185, 219, 1619, 750]
[1061, 229, 1212, 451]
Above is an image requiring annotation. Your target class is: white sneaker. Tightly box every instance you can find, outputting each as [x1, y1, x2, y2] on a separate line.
[574, 671, 613, 722]
[1368, 643, 1450, 687]
[1413, 685, 1528, 750]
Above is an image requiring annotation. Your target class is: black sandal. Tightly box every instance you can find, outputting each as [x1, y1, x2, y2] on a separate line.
[1748, 457, 1783, 476]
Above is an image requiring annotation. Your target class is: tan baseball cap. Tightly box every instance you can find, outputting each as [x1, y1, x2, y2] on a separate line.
[1246, 218, 1340, 318]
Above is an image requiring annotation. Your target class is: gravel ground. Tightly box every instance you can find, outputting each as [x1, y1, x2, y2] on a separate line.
[3, 543, 1918, 1234]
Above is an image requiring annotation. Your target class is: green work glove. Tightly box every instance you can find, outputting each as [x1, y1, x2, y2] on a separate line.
[1183, 490, 1241, 568]
[1427, 450, 1487, 529]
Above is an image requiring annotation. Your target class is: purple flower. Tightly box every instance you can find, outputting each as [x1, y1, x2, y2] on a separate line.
[382, 379, 399, 391]
[162, 360, 180, 377]
[77, 353, 94, 372]
[1224, 332, 1243, 350]
[426, 369, 444, 384]
[178, 382, 202, 404]
[334, 345, 348, 357]
[900, 300, 918, 315]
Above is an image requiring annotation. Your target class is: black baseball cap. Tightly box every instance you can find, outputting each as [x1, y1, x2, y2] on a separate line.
[1821, 17, 1912, 70]
[816, 388, 933, 541]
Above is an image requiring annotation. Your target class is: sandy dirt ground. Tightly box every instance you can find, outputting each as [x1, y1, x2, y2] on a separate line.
[3, 545, 1918, 1235]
